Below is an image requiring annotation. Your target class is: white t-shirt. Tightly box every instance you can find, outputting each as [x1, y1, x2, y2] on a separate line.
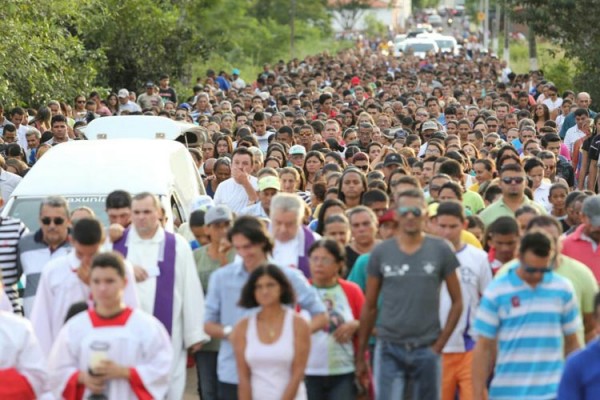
[213, 176, 258, 213]
[543, 97, 563, 112]
[254, 131, 274, 153]
[439, 244, 492, 353]
[534, 182, 553, 213]
[564, 125, 586, 155]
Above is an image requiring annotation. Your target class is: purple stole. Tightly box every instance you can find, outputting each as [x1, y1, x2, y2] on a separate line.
[297, 226, 316, 278]
[112, 228, 176, 336]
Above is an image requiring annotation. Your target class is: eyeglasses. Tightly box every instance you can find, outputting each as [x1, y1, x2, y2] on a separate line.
[522, 264, 553, 274]
[309, 256, 335, 266]
[501, 177, 525, 184]
[417, 113, 429, 117]
[397, 206, 422, 217]
[41, 217, 66, 226]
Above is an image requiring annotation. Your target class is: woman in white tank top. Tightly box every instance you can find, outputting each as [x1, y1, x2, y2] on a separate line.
[232, 264, 310, 400]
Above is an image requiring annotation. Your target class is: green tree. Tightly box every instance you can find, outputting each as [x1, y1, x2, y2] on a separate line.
[363, 14, 387, 38]
[505, 0, 600, 105]
[0, 0, 106, 106]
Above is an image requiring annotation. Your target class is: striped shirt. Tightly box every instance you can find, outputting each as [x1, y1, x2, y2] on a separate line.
[18, 230, 70, 317]
[474, 265, 581, 400]
[0, 217, 28, 313]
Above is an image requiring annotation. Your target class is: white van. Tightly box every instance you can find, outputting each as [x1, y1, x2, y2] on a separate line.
[2, 139, 205, 231]
[81, 115, 210, 148]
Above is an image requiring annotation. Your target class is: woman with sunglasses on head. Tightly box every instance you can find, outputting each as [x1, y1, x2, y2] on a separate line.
[305, 239, 365, 400]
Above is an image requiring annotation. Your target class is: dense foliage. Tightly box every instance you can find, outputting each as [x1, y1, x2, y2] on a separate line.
[505, 0, 600, 104]
[0, 0, 332, 106]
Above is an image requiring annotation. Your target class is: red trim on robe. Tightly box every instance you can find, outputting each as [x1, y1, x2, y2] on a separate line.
[62, 371, 85, 400]
[129, 368, 152, 400]
[0, 368, 36, 400]
[88, 307, 133, 327]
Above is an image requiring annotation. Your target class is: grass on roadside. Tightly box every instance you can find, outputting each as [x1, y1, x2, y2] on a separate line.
[499, 38, 576, 92]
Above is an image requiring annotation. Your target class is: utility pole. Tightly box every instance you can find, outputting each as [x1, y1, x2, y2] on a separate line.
[290, 0, 296, 58]
[528, 25, 538, 71]
[483, 0, 489, 50]
[493, 0, 500, 54]
[503, 4, 510, 65]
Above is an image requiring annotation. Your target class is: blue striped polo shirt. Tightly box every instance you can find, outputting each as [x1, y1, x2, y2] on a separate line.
[474, 264, 581, 400]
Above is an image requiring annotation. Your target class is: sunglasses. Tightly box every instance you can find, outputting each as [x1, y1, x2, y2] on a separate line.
[522, 264, 553, 274]
[484, 141, 496, 147]
[41, 217, 66, 226]
[501, 177, 525, 184]
[356, 165, 369, 171]
[397, 206, 422, 217]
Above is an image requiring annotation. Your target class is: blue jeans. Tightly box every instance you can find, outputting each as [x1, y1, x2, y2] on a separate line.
[374, 339, 441, 400]
[195, 351, 219, 400]
[218, 381, 238, 400]
[305, 372, 356, 400]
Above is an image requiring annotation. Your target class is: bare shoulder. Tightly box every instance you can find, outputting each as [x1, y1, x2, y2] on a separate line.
[232, 317, 250, 344]
[292, 313, 310, 335]
[234, 317, 250, 333]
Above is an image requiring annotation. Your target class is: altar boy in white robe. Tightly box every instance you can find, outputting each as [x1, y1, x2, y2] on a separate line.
[30, 217, 139, 356]
[48, 252, 172, 399]
[110, 192, 208, 400]
[0, 281, 47, 398]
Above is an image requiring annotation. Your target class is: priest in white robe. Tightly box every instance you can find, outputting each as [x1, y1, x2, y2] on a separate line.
[0, 282, 47, 398]
[48, 252, 172, 399]
[110, 192, 208, 400]
[30, 217, 139, 356]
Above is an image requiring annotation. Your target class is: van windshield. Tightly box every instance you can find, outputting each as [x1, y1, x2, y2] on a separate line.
[435, 40, 454, 49]
[8, 196, 108, 231]
[407, 43, 435, 52]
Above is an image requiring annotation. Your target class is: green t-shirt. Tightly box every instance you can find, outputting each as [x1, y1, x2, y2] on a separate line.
[463, 190, 485, 214]
[479, 197, 547, 226]
[347, 253, 378, 346]
[496, 255, 598, 344]
[194, 246, 236, 352]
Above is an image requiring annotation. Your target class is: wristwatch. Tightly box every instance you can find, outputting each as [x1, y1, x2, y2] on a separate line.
[223, 325, 233, 338]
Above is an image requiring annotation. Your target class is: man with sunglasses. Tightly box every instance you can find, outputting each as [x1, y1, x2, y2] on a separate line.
[479, 164, 546, 226]
[18, 196, 72, 317]
[357, 189, 463, 400]
[473, 231, 581, 400]
[496, 215, 598, 345]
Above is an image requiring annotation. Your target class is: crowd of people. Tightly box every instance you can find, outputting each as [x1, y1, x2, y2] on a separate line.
[2, 41, 600, 400]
